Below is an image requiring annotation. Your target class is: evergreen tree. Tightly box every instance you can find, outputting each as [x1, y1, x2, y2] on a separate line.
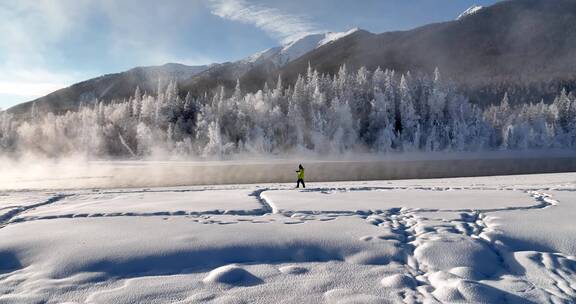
[2, 65, 575, 158]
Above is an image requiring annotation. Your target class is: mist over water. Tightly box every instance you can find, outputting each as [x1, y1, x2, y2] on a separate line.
[2, 150, 576, 191]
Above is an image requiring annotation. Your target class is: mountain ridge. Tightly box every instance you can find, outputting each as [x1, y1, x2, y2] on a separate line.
[7, 29, 361, 115]
[7, 0, 576, 114]
[8, 63, 212, 115]
[278, 0, 576, 104]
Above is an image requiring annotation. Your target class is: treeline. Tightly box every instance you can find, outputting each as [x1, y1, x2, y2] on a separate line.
[0, 66, 575, 158]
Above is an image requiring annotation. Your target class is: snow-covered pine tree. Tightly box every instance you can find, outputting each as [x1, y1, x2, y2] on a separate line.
[3, 65, 576, 158]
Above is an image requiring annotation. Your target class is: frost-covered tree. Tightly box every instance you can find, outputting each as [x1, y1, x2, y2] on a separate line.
[203, 120, 223, 157]
[1, 65, 575, 159]
[399, 75, 419, 150]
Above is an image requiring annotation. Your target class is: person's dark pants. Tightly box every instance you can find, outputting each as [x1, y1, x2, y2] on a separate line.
[297, 178, 305, 188]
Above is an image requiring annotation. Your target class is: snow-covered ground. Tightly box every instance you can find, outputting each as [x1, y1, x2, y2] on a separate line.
[1, 173, 576, 303]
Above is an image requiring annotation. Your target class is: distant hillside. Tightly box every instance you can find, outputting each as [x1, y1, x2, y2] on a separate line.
[8, 63, 210, 115]
[280, 0, 576, 104]
[8, 0, 576, 114]
[7, 29, 360, 116]
[178, 29, 362, 98]
[183, 0, 576, 105]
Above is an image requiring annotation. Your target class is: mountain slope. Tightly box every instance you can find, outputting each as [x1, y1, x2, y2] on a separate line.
[8, 0, 576, 114]
[8, 63, 211, 115]
[8, 29, 359, 115]
[184, 0, 576, 103]
[179, 29, 361, 96]
[281, 0, 576, 90]
[246, 28, 361, 66]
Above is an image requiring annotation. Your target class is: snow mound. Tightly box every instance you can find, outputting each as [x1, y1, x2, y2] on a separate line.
[380, 274, 416, 289]
[432, 278, 507, 303]
[457, 5, 483, 20]
[448, 266, 486, 280]
[202, 264, 262, 286]
[278, 265, 308, 275]
[414, 236, 501, 277]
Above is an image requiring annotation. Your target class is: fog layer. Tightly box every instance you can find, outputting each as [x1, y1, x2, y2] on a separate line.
[2, 150, 576, 191]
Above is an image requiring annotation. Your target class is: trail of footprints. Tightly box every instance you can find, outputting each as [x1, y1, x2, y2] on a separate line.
[357, 191, 576, 303]
[0, 186, 553, 226]
[3, 187, 576, 303]
[360, 208, 490, 303]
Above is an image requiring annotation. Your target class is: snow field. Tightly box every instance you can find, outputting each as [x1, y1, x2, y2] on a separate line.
[17, 189, 264, 220]
[0, 174, 576, 303]
[262, 188, 536, 214]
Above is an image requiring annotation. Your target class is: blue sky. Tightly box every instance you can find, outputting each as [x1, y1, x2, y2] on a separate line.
[0, 0, 499, 109]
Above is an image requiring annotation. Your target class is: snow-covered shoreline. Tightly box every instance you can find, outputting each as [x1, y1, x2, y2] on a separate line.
[1, 173, 576, 303]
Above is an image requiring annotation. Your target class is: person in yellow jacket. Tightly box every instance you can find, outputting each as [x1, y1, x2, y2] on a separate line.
[296, 164, 305, 188]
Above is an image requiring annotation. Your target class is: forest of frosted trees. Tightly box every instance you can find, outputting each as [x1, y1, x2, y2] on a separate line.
[0, 65, 575, 159]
